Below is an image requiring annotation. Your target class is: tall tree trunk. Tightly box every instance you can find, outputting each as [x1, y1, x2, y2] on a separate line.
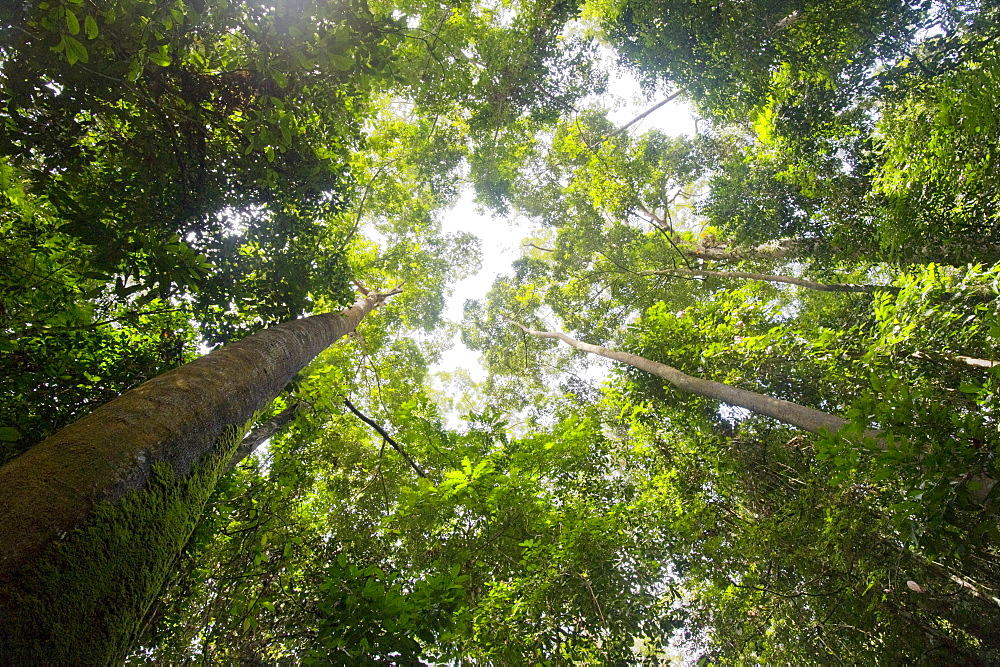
[639, 267, 901, 294]
[0, 289, 398, 663]
[516, 324, 880, 442]
[683, 238, 808, 262]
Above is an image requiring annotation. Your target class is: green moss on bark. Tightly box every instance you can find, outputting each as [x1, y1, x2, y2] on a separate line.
[0, 421, 251, 664]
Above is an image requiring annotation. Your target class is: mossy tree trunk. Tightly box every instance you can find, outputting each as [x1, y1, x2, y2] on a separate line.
[0, 290, 398, 663]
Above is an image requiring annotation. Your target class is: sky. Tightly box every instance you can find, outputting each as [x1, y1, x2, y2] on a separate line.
[430, 68, 697, 382]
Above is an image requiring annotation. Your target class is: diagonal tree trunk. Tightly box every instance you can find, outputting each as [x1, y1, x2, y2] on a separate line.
[639, 267, 901, 295]
[0, 289, 399, 664]
[225, 400, 304, 473]
[911, 349, 1000, 369]
[516, 324, 881, 443]
[609, 88, 685, 138]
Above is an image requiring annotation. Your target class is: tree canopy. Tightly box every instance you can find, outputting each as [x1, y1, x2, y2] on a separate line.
[2, 0, 1000, 662]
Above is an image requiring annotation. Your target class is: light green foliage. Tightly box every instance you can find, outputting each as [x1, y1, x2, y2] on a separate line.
[873, 38, 1000, 264]
[465, 10, 1000, 651]
[597, 0, 924, 118]
[385, 407, 681, 661]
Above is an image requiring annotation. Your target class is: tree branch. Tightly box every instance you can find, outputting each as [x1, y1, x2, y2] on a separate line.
[513, 322, 882, 444]
[344, 398, 426, 478]
[638, 267, 901, 295]
[609, 88, 686, 138]
[226, 401, 303, 472]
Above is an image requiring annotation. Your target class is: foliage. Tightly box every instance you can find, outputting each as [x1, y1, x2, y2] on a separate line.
[5, 0, 1000, 662]
[872, 35, 1000, 264]
[598, 0, 926, 118]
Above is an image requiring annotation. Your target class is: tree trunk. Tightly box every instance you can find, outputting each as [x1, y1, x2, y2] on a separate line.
[516, 324, 880, 442]
[911, 350, 1000, 369]
[225, 401, 303, 473]
[683, 238, 807, 262]
[609, 88, 685, 137]
[0, 290, 398, 663]
[639, 267, 901, 295]
[635, 207, 808, 263]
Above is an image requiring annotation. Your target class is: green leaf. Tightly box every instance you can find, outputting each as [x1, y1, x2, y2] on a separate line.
[148, 50, 172, 67]
[330, 54, 353, 71]
[0, 427, 21, 442]
[65, 9, 80, 35]
[63, 36, 88, 64]
[126, 58, 143, 81]
[84, 14, 98, 39]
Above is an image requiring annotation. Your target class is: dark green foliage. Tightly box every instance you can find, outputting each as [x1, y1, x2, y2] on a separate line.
[604, 0, 924, 117]
[0, 310, 195, 464]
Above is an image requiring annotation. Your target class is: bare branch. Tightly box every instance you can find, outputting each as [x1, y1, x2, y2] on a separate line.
[344, 398, 426, 478]
[609, 88, 686, 138]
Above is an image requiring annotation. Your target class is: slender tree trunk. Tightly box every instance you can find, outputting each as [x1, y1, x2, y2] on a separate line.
[640, 267, 901, 295]
[0, 289, 398, 663]
[516, 324, 880, 442]
[609, 88, 685, 137]
[683, 238, 807, 262]
[225, 401, 303, 473]
[955, 355, 1000, 368]
[911, 350, 1000, 369]
[635, 207, 808, 263]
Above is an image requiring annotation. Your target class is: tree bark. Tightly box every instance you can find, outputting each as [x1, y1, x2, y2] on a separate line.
[516, 324, 880, 442]
[0, 289, 398, 663]
[639, 267, 901, 295]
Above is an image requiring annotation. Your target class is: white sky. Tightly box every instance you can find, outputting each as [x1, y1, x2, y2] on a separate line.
[430, 72, 696, 381]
